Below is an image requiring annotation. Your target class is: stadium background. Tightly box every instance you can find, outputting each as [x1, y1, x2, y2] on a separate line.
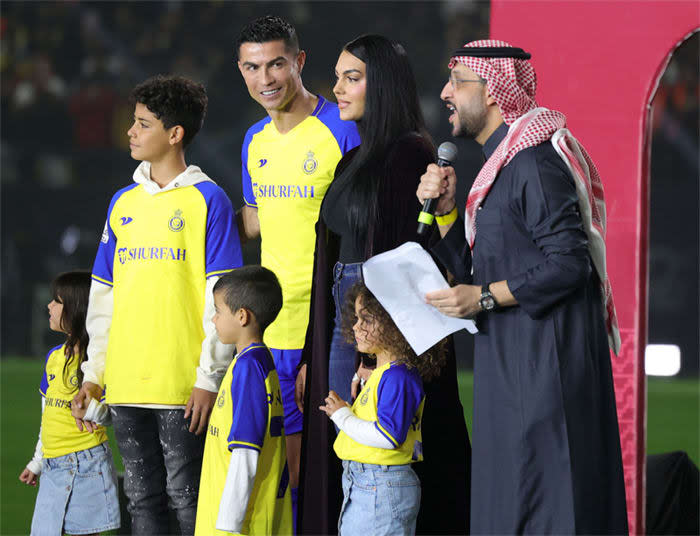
[1, 2, 697, 534]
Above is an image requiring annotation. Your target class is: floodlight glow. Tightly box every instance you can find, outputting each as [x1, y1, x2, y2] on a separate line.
[645, 344, 681, 376]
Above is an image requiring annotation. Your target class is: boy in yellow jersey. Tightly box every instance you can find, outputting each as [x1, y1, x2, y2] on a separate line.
[195, 266, 292, 536]
[235, 15, 360, 523]
[74, 75, 243, 534]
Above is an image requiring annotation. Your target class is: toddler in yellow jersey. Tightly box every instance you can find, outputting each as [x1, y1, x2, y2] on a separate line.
[319, 283, 447, 536]
[195, 266, 293, 536]
[19, 271, 119, 535]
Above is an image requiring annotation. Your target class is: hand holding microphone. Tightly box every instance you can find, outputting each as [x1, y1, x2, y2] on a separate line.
[417, 142, 458, 235]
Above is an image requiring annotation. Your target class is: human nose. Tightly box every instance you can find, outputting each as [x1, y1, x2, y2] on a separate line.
[440, 80, 453, 101]
[261, 66, 274, 86]
[333, 78, 343, 97]
[127, 122, 136, 138]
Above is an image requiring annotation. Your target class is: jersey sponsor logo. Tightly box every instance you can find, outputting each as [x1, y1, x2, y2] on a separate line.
[120, 217, 133, 225]
[117, 246, 187, 265]
[48, 373, 56, 382]
[302, 150, 318, 175]
[168, 209, 185, 232]
[100, 220, 109, 244]
[258, 158, 268, 168]
[252, 183, 316, 200]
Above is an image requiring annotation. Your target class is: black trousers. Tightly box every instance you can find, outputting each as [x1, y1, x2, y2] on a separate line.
[111, 406, 205, 535]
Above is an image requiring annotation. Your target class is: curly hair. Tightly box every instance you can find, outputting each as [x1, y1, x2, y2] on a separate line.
[130, 75, 207, 147]
[341, 282, 446, 381]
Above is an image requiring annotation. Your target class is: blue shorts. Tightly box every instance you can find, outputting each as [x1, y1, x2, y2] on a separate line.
[269, 347, 303, 435]
[31, 442, 120, 535]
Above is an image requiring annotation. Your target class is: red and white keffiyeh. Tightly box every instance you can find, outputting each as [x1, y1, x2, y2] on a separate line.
[452, 40, 621, 354]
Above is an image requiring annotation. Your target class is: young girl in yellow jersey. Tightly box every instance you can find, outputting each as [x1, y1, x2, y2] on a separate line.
[19, 271, 119, 535]
[320, 282, 446, 536]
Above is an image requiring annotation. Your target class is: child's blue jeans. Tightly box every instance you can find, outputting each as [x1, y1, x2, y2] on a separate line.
[338, 460, 421, 536]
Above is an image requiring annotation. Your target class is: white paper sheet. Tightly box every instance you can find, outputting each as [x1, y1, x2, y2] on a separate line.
[362, 242, 477, 355]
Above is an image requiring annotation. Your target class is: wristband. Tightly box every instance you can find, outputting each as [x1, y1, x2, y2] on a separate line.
[435, 206, 458, 226]
[352, 373, 360, 382]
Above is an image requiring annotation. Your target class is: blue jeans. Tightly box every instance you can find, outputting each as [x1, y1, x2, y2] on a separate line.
[329, 262, 363, 404]
[338, 460, 421, 536]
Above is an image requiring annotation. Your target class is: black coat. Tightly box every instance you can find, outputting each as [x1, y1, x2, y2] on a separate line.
[298, 134, 471, 535]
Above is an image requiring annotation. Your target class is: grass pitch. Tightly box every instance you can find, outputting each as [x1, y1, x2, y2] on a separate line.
[2, 357, 698, 535]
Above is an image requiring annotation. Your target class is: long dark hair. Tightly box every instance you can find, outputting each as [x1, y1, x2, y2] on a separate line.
[51, 271, 91, 391]
[334, 34, 432, 247]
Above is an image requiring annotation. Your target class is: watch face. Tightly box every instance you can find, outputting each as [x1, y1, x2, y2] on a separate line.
[481, 295, 496, 311]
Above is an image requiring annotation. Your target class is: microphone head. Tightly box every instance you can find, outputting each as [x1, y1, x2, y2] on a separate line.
[437, 141, 458, 163]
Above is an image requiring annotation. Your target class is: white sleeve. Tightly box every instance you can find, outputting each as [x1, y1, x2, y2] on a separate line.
[26, 398, 45, 475]
[195, 276, 235, 393]
[330, 407, 394, 449]
[82, 280, 113, 387]
[83, 398, 112, 426]
[215, 448, 259, 533]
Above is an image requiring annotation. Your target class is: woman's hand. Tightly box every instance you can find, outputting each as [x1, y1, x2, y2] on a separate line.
[319, 390, 350, 417]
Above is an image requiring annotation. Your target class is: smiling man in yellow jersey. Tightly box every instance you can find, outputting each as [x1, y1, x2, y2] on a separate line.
[235, 15, 360, 526]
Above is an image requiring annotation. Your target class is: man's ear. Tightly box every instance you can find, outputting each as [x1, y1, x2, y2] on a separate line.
[484, 84, 498, 107]
[296, 49, 307, 75]
[169, 125, 185, 146]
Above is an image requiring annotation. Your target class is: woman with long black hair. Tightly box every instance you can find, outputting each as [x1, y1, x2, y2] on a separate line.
[297, 34, 470, 535]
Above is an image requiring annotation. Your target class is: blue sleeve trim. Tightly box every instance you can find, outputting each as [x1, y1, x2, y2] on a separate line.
[194, 183, 243, 276]
[241, 118, 270, 206]
[228, 442, 262, 453]
[374, 422, 400, 448]
[315, 99, 361, 155]
[91, 275, 113, 287]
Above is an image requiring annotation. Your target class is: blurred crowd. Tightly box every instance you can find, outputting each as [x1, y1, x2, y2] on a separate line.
[0, 1, 488, 356]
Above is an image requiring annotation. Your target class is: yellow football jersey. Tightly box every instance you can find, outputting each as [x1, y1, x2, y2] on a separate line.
[334, 361, 425, 466]
[92, 178, 242, 404]
[242, 96, 360, 349]
[39, 344, 108, 459]
[195, 344, 292, 536]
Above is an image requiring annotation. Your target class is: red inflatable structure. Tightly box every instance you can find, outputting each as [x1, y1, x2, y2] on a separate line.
[491, 2, 699, 533]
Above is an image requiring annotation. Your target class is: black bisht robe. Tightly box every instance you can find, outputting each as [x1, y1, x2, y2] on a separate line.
[433, 123, 628, 534]
[298, 134, 471, 535]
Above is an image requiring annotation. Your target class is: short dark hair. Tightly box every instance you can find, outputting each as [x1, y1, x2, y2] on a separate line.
[213, 266, 283, 334]
[130, 75, 207, 148]
[236, 15, 299, 57]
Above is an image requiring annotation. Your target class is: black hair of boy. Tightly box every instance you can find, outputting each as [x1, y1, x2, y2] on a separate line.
[213, 266, 283, 334]
[130, 75, 207, 148]
[236, 15, 299, 57]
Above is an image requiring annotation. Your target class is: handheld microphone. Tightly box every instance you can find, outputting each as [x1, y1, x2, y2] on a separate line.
[417, 141, 458, 235]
